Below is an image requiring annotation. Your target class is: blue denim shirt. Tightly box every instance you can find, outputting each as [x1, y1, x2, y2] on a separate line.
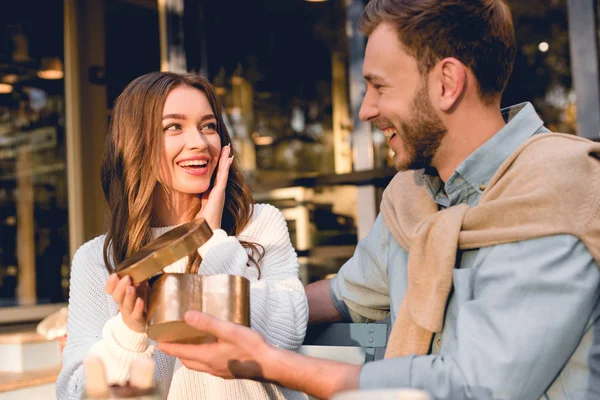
[330, 103, 600, 399]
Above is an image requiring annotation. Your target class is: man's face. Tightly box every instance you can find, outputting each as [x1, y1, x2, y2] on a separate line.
[359, 23, 447, 171]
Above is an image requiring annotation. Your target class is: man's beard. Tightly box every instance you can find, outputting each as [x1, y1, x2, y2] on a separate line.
[394, 84, 448, 171]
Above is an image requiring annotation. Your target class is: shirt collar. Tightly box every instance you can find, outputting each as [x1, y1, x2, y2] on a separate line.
[424, 102, 548, 206]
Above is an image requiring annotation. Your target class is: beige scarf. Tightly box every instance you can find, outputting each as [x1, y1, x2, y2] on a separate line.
[380, 133, 600, 359]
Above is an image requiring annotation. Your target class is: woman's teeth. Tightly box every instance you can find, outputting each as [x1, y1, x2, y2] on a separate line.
[178, 160, 207, 168]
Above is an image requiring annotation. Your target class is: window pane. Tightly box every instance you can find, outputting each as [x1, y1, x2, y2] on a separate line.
[504, 0, 575, 132]
[0, 0, 69, 306]
[201, 0, 347, 182]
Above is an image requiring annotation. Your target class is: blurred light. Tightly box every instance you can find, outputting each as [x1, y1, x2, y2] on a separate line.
[252, 132, 273, 146]
[373, 129, 385, 145]
[38, 57, 64, 80]
[0, 84, 13, 94]
[538, 42, 549, 53]
[3, 74, 18, 84]
[215, 86, 226, 96]
[230, 76, 244, 85]
[290, 106, 305, 133]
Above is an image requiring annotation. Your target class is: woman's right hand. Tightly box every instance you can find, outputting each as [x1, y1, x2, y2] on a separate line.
[105, 274, 148, 333]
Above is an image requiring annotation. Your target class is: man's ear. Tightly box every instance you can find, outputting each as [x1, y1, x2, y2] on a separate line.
[436, 57, 467, 112]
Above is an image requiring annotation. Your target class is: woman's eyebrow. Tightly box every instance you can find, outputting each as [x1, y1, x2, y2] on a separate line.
[162, 113, 187, 120]
[162, 114, 216, 122]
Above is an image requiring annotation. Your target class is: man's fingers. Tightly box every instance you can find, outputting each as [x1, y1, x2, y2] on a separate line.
[179, 359, 213, 374]
[159, 342, 205, 359]
[159, 340, 223, 362]
[184, 311, 239, 342]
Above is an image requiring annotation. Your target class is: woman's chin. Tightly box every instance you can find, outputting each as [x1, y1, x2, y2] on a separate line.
[170, 185, 210, 196]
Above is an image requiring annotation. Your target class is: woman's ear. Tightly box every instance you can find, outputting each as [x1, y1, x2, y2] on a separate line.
[437, 57, 467, 112]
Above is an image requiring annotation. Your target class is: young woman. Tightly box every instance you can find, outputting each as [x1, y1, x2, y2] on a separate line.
[57, 72, 309, 400]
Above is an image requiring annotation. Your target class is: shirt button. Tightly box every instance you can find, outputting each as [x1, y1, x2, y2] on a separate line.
[479, 184, 486, 191]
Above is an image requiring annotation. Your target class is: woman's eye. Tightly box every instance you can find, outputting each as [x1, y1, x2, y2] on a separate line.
[163, 124, 182, 132]
[200, 122, 217, 133]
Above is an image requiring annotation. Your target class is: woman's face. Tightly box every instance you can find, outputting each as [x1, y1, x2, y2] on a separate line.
[159, 85, 222, 196]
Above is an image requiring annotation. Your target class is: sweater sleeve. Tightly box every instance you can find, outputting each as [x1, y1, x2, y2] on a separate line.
[56, 237, 175, 399]
[56, 236, 117, 400]
[198, 204, 309, 350]
[86, 313, 155, 384]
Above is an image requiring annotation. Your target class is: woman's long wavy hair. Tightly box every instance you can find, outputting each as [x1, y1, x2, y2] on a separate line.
[101, 72, 262, 275]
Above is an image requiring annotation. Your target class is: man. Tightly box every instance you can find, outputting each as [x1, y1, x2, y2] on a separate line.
[159, 1, 600, 399]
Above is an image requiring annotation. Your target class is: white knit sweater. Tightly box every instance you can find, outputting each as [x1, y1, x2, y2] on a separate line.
[56, 204, 309, 400]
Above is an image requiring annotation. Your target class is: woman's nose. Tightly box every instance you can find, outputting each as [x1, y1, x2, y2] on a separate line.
[186, 128, 209, 150]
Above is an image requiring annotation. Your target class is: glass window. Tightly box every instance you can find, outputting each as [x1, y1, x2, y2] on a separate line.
[0, 0, 69, 306]
[504, 0, 575, 133]
[106, 0, 160, 109]
[201, 0, 348, 183]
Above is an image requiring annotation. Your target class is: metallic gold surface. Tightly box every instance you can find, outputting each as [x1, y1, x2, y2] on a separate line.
[146, 274, 250, 343]
[115, 218, 213, 285]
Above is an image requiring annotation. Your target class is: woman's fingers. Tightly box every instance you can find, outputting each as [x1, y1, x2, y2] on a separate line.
[195, 144, 232, 229]
[112, 276, 131, 305]
[105, 273, 119, 294]
[215, 144, 232, 190]
[136, 282, 150, 307]
[122, 286, 136, 314]
[130, 297, 145, 321]
[105, 274, 146, 331]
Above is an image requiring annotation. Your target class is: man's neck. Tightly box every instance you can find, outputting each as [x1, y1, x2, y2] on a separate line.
[433, 102, 506, 182]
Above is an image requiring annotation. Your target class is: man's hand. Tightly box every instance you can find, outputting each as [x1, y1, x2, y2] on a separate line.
[158, 311, 361, 399]
[157, 311, 274, 381]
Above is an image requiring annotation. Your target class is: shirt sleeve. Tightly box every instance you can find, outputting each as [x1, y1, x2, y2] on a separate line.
[329, 214, 391, 323]
[198, 204, 309, 350]
[359, 234, 600, 400]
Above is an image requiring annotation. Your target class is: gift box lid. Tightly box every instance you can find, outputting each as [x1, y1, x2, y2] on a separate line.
[116, 218, 213, 285]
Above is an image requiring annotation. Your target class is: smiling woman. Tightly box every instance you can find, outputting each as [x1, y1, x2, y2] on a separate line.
[159, 86, 222, 195]
[56, 71, 309, 400]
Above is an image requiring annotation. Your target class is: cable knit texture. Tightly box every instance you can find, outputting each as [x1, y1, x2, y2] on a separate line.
[57, 204, 309, 400]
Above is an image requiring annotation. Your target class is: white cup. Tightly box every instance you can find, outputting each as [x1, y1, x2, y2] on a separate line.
[331, 388, 431, 400]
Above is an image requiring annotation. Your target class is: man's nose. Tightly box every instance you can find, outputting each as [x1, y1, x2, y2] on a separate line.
[359, 90, 379, 122]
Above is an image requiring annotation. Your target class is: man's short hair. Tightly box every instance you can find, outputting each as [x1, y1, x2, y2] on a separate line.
[359, 0, 517, 103]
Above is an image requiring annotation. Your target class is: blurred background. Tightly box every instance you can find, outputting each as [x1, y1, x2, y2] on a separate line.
[0, 0, 598, 320]
[1, 0, 599, 397]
